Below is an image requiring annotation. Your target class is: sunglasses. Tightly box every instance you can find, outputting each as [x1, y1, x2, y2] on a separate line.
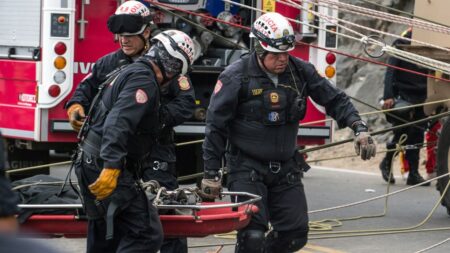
[107, 14, 148, 34]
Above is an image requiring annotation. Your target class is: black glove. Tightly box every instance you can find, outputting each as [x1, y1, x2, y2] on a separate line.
[199, 170, 222, 200]
[352, 121, 376, 160]
[288, 96, 307, 122]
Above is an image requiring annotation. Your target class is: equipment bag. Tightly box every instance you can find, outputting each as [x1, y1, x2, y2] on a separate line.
[11, 174, 81, 223]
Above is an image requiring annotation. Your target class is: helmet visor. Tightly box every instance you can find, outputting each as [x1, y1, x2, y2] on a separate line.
[159, 32, 191, 67]
[107, 14, 145, 34]
[251, 27, 295, 51]
[147, 41, 183, 75]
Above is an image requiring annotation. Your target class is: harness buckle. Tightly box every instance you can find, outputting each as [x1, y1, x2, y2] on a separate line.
[269, 161, 281, 174]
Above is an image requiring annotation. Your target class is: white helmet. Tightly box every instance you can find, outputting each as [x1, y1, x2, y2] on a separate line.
[250, 12, 295, 53]
[151, 30, 195, 75]
[107, 1, 152, 36]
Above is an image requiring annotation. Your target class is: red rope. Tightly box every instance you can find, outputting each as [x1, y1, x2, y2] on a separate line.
[146, 0, 249, 30]
[146, 0, 450, 83]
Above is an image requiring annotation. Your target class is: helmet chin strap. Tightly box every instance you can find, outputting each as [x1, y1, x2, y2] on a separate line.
[137, 33, 149, 56]
[254, 42, 269, 70]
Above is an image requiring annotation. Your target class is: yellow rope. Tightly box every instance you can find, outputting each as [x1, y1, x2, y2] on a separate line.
[308, 173, 450, 239]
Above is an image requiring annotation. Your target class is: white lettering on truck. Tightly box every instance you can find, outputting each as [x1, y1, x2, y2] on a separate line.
[73, 62, 95, 74]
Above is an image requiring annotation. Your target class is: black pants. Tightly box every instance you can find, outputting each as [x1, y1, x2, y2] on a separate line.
[388, 107, 425, 173]
[142, 162, 188, 253]
[226, 150, 309, 253]
[74, 151, 163, 253]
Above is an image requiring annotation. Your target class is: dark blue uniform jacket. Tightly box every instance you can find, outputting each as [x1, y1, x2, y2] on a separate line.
[203, 53, 361, 171]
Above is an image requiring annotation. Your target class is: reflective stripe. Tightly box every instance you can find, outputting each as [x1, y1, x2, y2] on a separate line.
[297, 126, 330, 137]
[0, 127, 34, 139]
[174, 124, 205, 135]
[52, 121, 73, 132]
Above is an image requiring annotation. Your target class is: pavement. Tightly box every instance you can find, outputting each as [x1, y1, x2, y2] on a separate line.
[30, 165, 450, 252]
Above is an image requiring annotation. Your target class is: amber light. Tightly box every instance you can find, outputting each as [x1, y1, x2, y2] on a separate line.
[54, 42, 67, 55]
[325, 52, 336, 64]
[54, 56, 66, 69]
[325, 66, 336, 78]
[48, 84, 61, 97]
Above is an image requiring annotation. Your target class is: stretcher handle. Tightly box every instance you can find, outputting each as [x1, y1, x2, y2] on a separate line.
[18, 204, 83, 209]
[18, 191, 261, 210]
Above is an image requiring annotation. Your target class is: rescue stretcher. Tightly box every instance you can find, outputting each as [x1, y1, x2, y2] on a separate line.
[18, 191, 260, 238]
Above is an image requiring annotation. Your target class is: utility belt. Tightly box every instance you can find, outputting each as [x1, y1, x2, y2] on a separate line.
[229, 145, 291, 174]
[228, 146, 303, 186]
[229, 145, 310, 174]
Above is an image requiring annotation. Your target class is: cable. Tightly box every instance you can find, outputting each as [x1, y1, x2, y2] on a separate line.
[300, 110, 450, 154]
[153, 0, 450, 81]
[357, 0, 450, 28]
[414, 237, 450, 253]
[281, 0, 450, 53]
[223, 0, 450, 74]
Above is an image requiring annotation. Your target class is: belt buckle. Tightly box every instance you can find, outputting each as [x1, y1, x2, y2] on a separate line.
[269, 161, 281, 174]
[152, 161, 160, 171]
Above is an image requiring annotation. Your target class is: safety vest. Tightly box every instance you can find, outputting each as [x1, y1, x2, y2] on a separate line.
[229, 56, 308, 162]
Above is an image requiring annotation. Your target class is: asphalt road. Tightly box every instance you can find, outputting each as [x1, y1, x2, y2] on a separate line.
[29, 165, 450, 253]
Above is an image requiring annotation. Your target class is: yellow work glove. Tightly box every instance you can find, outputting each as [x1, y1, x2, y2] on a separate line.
[89, 168, 121, 200]
[67, 103, 86, 132]
[0, 215, 19, 234]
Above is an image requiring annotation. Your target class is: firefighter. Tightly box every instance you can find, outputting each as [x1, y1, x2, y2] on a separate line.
[380, 28, 430, 186]
[66, 0, 154, 129]
[201, 12, 376, 253]
[0, 132, 58, 252]
[0, 132, 20, 235]
[74, 30, 195, 253]
[66, 1, 194, 251]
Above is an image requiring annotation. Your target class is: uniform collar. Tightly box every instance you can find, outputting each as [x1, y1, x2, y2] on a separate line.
[247, 52, 267, 78]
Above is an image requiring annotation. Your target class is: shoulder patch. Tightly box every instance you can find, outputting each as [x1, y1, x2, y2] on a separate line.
[213, 80, 223, 94]
[178, 76, 190, 90]
[135, 89, 148, 104]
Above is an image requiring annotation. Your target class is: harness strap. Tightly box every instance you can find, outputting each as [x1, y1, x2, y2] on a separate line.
[105, 201, 119, 240]
[78, 63, 129, 140]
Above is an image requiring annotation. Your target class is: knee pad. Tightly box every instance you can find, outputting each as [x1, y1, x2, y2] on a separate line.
[266, 229, 308, 253]
[235, 229, 265, 253]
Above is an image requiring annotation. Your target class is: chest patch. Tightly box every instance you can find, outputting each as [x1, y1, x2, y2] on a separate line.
[252, 88, 263, 96]
[270, 92, 279, 104]
[135, 89, 148, 104]
[178, 76, 190, 90]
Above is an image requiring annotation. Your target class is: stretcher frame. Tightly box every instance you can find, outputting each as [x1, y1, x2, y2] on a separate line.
[18, 191, 261, 238]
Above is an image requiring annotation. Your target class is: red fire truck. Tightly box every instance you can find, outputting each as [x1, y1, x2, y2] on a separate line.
[0, 0, 338, 178]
